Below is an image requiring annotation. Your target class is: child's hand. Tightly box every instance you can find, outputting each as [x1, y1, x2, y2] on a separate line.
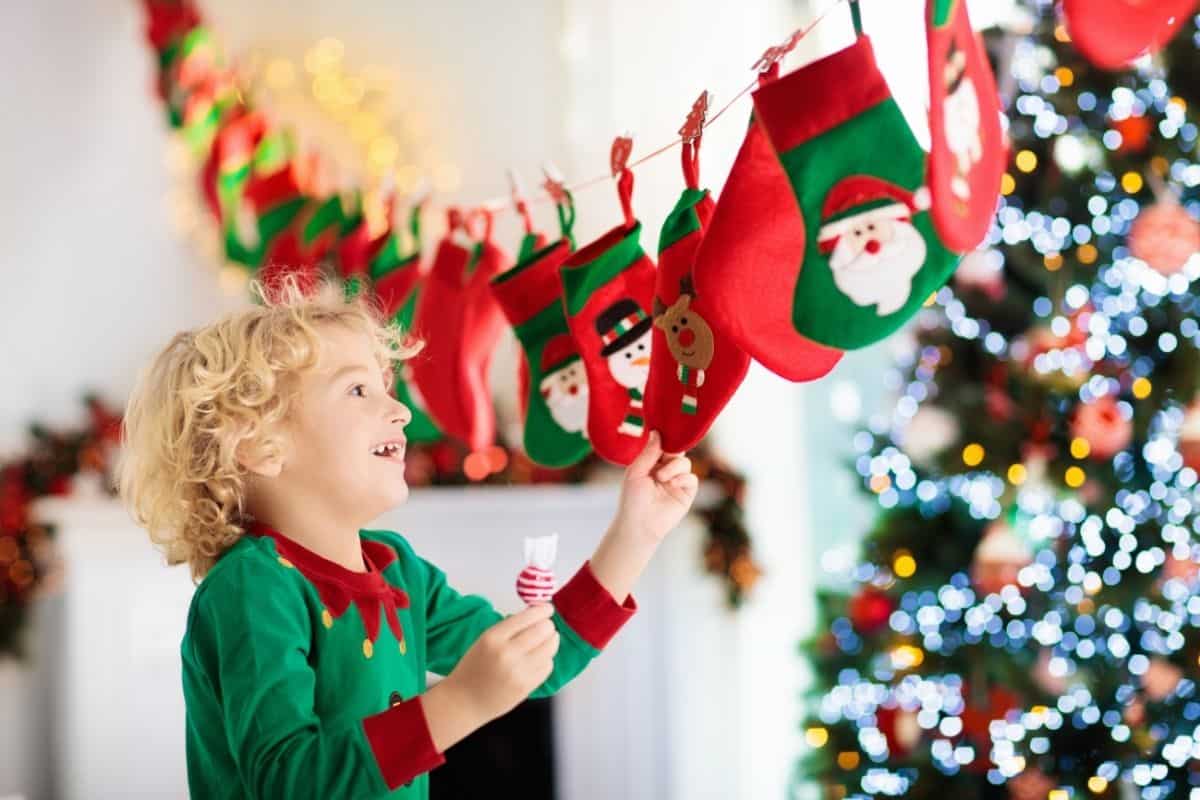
[442, 602, 560, 724]
[614, 430, 700, 543]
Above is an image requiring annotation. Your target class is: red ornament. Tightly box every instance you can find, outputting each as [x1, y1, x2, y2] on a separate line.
[848, 587, 894, 634]
[1112, 114, 1153, 153]
[1070, 395, 1132, 460]
[875, 706, 921, 757]
[1129, 200, 1200, 275]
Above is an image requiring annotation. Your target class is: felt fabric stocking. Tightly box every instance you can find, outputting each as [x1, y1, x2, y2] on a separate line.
[691, 76, 843, 382]
[645, 140, 750, 454]
[559, 169, 657, 466]
[490, 198, 592, 468]
[1062, 0, 1197, 70]
[459, 215, 512, 457]
[409, 216, 475, 444]
[751, 30, 959, 349]
[927, 0, 1004, 252]
[409, 212, 510, 463]
[369, 205, 442, 444]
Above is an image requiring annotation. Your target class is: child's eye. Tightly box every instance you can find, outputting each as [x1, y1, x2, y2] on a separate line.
[350, 384, 367, 398]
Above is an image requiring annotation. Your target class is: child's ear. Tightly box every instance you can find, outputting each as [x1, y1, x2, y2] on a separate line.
[236, 435, 287, 478]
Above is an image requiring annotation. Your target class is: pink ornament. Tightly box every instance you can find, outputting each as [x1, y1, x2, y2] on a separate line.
[1129, 201, 1200, 276]
[516, 534, 558, 605]
[1070, 396, 1132, 460]
[1142, 658, 1183, 701]
[954, 249, 1006, 300]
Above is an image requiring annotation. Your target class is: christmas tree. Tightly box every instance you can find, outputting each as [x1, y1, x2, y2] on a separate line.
[800, 3, 1200, 798]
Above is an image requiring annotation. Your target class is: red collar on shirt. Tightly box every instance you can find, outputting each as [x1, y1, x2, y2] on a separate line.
[246, 520, 411, 647]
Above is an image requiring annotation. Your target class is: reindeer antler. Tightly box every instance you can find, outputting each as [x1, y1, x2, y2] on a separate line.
[679, 274, 696, 297]
[653, 296, 666, 318]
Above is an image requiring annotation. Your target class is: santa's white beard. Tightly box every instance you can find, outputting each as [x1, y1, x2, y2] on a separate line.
[944, 78, 982, 175]
[829, 222, 927, 316]
[545, 387, 589, 434]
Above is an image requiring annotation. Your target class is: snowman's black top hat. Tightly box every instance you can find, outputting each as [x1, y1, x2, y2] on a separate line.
[596, 298, 652, 357]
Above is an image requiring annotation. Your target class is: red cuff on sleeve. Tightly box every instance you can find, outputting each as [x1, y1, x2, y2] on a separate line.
[362, 695, 447, 790]
[551, 560, 638, 650]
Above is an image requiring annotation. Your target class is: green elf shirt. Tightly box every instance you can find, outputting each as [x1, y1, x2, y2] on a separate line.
[181, 521, 637, 799]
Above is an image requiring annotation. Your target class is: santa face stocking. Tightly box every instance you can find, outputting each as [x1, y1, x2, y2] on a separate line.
[691, 77, 844, 382]
[1063, 0, 1197, 70]
[927, 0, 1004, 252]
[559, 196, 657, 466]
[645, 142, 750, 453]
[752, 34, 960, 349]
[490, 236, 593, 468]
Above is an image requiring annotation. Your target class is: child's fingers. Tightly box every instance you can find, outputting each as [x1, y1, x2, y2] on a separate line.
[653, 456, 693, 483]
[492, 602, 555, 640]
[626, 430, 663, 476]
[509, 617, 559, 653]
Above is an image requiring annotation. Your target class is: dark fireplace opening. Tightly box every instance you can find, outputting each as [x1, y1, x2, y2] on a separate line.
[430, 697, 556, 800]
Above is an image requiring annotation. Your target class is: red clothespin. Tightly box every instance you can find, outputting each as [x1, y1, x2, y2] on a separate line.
[678, 90, 710, 144]
[752, 29, 802, 73]
[610, 133, 633, 178]
[679, 91, 709, 189]
[610, 133, 635, 229]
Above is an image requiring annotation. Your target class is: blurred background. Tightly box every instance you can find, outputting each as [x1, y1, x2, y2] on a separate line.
[9, 0, 1200, 799]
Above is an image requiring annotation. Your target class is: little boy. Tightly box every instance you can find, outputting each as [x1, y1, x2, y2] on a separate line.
[118, 275, 698, 799]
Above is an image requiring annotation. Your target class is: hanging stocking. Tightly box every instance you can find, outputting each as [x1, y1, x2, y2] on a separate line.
[369, 203, 441, 444]
[691, 71, 843, 381]
[645, 127, 750, 454]
[559, 141, 657, 466]
[409, 211, 510, 475]
[490, 190, 592, 468]
[927, 0, 1005, 252]
[1062, 0, 1197, 70]
[459, 210, 512, 473]
[751, 21, 959, 349]
[409, 211, 475, 442]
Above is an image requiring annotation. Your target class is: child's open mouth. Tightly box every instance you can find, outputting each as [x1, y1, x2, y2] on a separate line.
[371, 441, 406, 462]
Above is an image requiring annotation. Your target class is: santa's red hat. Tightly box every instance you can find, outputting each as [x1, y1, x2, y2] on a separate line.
[818, 176, 931, 253]
[541, 333, 581, 373]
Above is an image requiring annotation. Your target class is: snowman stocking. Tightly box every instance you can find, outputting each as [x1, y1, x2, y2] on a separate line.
[559, 164, 657, 466]
[645, 137, 750, 454]
[490, 197, 592, 468]
[751, 30, 959, 349]
[927, 0, 1004, 252]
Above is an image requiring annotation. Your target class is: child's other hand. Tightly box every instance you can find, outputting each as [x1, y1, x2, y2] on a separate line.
[615, 430, 699, 543]
[443, 602, 560, 724]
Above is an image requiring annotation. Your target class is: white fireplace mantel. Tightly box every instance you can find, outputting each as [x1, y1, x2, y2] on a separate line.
[15, 483, 744, 800]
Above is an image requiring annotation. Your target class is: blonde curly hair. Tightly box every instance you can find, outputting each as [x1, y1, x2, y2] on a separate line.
[117, 274, 422, 580]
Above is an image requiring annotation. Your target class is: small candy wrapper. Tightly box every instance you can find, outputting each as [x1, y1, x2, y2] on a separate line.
[516, 534, 558, 605]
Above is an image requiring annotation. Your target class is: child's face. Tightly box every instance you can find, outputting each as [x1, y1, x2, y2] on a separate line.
[281, 323, 412, 522]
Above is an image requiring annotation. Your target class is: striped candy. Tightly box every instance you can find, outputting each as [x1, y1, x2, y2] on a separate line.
[516, 566, 557, 605]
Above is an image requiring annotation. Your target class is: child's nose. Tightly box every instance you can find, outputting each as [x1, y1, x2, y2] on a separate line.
[389, 400, 412, 426]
